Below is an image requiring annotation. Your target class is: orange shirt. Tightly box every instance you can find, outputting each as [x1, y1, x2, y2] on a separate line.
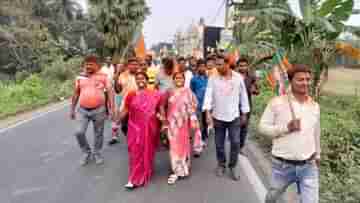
[76, 73, 110, 109]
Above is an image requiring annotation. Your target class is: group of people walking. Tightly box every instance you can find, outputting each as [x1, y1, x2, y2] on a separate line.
[70, 52, 321, 203]
[70, 53, 257, 186]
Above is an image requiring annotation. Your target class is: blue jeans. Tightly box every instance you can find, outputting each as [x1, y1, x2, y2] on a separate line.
[266, 157, 319, 203]
[213, 117, 241, 168]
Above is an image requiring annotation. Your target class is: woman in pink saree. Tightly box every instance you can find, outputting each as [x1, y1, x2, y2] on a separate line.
[118, 71, 163, 189]
[165, 72, 203, 185]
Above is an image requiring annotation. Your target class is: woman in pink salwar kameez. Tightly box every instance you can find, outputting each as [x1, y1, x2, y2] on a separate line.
[165, 72, 203, 185]
[118, 71, 163, 189]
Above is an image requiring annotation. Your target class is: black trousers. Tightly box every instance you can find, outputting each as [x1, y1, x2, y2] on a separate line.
[213, 117, 241, 168]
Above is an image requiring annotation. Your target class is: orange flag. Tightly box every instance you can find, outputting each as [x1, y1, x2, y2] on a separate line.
[336, 42, 360, 60]
[135, 33, 146, 59]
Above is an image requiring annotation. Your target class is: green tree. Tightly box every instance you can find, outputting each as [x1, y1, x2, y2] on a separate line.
[89, 0, 150, 58]
[231, 0, 291, 65]
[33, 0, 83, 21]
[0, 0, 94, 79]
[287, 0, 355, 99]
[232, 0, 355, 100]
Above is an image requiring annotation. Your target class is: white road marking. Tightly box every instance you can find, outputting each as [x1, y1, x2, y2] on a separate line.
[42, 150, 69, 163]
[39, 152, 52, 158]
[238, 154, 267, 202]
[0, 102, 69, 134]
[12, 187, 48, 197]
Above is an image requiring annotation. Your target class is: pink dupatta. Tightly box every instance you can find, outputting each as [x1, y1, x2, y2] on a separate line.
[166, 88, 202, 177]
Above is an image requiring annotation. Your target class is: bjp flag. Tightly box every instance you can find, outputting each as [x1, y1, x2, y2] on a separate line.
[134, 33, 146, 59]
[267, 49, 293, 96]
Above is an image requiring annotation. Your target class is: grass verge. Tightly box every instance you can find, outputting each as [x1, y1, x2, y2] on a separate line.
[0, 57, 81, 120]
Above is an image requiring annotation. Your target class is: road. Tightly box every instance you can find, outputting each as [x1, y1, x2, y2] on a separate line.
[0, 105, 263, 203]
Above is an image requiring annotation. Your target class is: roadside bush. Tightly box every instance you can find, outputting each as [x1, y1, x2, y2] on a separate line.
[15, 70, 31, 82]
[0, 74, 49, 117]
[318, 95, 360, 203]
[21, 74, 47, 101]
[46, 79, 74, 101]
[41, 57, 82, 82]
[0, 57, 81, 118]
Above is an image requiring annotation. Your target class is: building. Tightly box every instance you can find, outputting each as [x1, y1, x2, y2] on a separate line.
[174, 18, 205, 58]
[150, 42, 174, 58]
[174, 18, 227, 58]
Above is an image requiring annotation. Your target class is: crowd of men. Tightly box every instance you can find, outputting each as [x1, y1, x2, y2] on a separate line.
[70, 53, 321, 203]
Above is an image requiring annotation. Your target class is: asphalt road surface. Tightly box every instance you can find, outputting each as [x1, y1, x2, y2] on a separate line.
[0, 106, 262, 203]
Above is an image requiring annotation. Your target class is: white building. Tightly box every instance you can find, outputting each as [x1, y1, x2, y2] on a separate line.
[174, 18, 205, 58]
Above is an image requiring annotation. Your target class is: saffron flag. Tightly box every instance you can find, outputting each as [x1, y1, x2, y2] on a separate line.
[134, 33, 146, 59]
[267, 49, 292, 96]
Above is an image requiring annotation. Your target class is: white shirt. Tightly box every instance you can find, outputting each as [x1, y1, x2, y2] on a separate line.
[184, 70, 193, 88]
[100, 64, 115, 82]
[203, 71, 250, 122]
[259, 94, 321, 160]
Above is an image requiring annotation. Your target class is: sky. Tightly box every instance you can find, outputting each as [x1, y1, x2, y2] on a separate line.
[143, 0, 226, 47]
[76, 0, 360, 48]
[144, 0, 360, 47]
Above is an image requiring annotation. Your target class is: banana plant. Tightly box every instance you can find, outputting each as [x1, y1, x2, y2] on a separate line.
[232, 20, 277, 67]
[231, 0, 291, 66]
[89, 0, 150, 58]
[232, 0, 355, 100]
[294, 0, 355, 100]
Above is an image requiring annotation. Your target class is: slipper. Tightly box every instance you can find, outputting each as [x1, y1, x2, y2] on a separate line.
[167, 174, 178, 185]
[124, 182, 135, 190]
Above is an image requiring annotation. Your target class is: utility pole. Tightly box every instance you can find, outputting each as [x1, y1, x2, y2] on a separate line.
[224, 0, 230, 29]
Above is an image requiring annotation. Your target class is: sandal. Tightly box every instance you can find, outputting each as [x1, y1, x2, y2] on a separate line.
[167, 174, 178, 185]
[124, 182, 135, 190]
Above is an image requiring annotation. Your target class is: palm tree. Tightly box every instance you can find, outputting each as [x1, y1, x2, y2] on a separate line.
[89, 0, 150, 58]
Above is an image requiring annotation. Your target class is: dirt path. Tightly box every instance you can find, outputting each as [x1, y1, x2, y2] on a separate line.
[323, 67, 360, 96]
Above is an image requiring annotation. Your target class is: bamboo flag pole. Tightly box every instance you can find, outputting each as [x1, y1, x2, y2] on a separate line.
[287, 91, 296, 120]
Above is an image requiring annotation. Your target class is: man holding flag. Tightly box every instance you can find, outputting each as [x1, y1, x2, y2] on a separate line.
[259, 64, 321, 203]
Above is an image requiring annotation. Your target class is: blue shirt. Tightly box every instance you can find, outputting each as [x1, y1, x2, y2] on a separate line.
[156, 68, 174, 92]
[190, 74, 208, 112]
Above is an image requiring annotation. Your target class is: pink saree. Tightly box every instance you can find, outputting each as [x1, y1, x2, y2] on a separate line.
[166, 87, 203, 177]
[125, 89, 162, 186]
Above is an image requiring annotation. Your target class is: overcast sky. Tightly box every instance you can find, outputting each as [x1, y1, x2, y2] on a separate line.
[76, 0, 360, 48]
[144, 0, 360, 47]
[143, 0, 226, 47]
